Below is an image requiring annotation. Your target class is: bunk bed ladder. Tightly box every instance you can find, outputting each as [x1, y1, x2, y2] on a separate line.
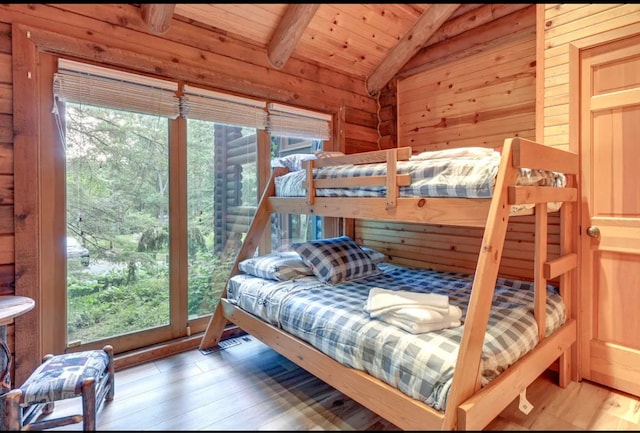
[199, 168, 285, 350]
[442, 138, 521, 430]
[450, 138, 579, 430]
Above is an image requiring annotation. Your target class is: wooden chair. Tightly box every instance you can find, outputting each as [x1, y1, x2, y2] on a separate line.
[3, 345, 114, 431]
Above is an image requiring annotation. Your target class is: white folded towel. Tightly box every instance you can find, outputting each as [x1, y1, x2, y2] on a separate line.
[380, 315, 462, 334]
[365, 287, 451, 317]
[383, 305, 462, 324]
[365, 287, 463, 334]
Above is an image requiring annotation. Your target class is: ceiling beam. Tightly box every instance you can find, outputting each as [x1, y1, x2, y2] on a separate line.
[141, 4, 176, 35]
[365, 3, 461, 97]
[267, 4, 320, 69]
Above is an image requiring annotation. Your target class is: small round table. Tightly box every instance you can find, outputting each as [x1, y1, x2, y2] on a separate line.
[0, 296, 35, 391]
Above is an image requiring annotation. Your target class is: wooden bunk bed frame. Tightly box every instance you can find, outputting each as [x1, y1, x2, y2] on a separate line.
[200, 137, 579, 430]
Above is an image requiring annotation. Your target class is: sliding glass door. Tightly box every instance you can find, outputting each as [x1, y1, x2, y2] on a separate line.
[64, 103, 172, 347]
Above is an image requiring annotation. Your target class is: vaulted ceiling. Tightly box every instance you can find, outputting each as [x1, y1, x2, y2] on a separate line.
[138, 4, 532, 97]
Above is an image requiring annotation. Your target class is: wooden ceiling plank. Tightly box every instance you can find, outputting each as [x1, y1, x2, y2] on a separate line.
[365, 3, 460, 97]
[267, 4, 320, 69]
[140, 4, 176, 35]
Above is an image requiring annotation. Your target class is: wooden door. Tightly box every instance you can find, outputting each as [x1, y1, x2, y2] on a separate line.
[579, 33, 640, 396]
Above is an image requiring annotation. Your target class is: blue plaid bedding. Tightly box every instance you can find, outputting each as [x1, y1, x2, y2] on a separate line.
[227, 263, 566, 412]
[275, 154, 566, 199]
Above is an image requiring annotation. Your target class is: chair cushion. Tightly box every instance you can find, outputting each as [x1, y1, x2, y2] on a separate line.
[19, 349, 109, 405]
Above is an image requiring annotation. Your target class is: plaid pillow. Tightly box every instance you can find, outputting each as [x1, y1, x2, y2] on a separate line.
[238, 251, 314, 281]
[293, 236, 381, 285]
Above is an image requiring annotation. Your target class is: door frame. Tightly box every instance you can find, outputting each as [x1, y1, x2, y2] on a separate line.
[569, 22, 640, 383]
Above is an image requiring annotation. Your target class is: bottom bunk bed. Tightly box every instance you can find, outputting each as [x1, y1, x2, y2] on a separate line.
[200, 137, 579, 430]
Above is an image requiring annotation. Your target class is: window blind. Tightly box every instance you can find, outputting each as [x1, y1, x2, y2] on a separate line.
[53, 59, 180, 118]
[267, 103, 331, 141]
[181, 85, 268, 129]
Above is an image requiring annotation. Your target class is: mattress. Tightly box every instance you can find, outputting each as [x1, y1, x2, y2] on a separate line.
[226, 263, 567, 411]
[274, 151, 566, 214]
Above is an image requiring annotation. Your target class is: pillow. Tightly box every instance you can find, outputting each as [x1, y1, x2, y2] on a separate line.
[271, 154, 317, 172]
[238, 251, 314, 281]
[360, 246, 386, 265]
[410, 146, 497, 161]
[293, 236, 381, 285]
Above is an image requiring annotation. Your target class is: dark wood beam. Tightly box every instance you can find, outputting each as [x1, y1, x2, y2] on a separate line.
[141, 4, 176, 35]
[365, 3, 461, 97]
[267, 4, 320, 69]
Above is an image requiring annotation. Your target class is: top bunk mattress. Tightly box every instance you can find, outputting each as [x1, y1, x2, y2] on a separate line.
[226, 262, 567, 412]
[275, 147, 566, 200]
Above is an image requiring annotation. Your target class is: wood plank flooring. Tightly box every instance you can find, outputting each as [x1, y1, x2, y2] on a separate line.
[42, 335, 640, 430]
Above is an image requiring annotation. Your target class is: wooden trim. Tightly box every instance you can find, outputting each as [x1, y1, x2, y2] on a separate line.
[511, 138, 579, 174]
[535, 4, 545, 142]
[544, 253, 577, 280]
[534, 203, 548, 340]
[508, 186, 577, 205]
[11, 24, 42, 385]
[268, 196, 492, 227]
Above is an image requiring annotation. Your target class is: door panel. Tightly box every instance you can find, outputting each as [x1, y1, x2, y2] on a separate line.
[580, 32, 640, 397]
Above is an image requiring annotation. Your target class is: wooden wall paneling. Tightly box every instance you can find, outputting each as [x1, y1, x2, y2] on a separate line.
[0, 174, 13, 205]
[545, 5, 640, 47]
[0, 265, 14, 295]
[397, 30, 535, 150]
[0, 115, 12, 144]
[0, 235, 13, 265]
[357, 213, 562, 282]
[175, 4, 285, 46]
[0, 206, 13, 234]
[0, 52, 11, 83]
[0, 84, 12, 114]
[0, 22, 11, 53]
[402, 4, 536, 76]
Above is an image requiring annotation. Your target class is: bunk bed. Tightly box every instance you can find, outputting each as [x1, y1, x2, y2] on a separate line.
[199, 137, 579, 430]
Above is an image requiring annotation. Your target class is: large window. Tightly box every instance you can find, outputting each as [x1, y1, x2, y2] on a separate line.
[64, 103, 172, 345]
[44, 57, 332, 355]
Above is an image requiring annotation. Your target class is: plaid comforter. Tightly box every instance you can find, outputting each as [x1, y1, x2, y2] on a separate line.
[227, 263, 566, 412]
[275, 154, 566, 199]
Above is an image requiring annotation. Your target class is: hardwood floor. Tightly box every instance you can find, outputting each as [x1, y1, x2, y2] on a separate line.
[42, 335, 640, 430]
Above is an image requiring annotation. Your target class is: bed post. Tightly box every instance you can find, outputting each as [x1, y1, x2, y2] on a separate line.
[442, 138, 520, 429]
[199, 168, 284, 350]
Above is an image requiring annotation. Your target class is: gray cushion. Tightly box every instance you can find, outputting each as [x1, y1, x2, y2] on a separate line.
[238, 251, 314, 281]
